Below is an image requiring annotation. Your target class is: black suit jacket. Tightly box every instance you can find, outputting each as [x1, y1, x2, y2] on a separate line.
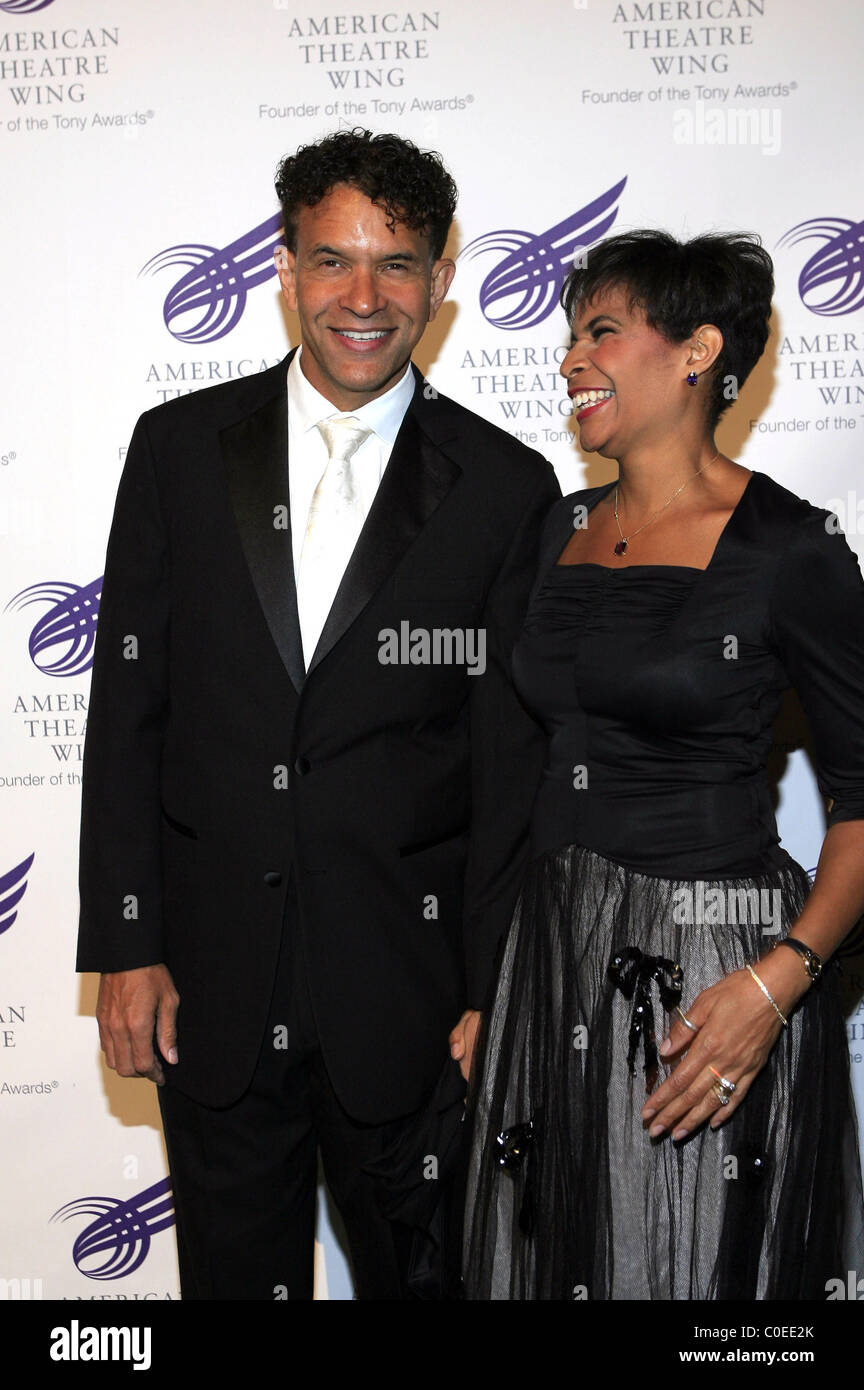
[77, 351, 561, 1122]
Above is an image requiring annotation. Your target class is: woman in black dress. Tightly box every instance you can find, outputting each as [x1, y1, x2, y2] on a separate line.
[462, 231, 864, 1300]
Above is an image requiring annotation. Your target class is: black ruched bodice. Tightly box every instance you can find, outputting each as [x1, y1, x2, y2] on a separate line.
[466, 467, 864, 1300]
[514, 471, 864, 877]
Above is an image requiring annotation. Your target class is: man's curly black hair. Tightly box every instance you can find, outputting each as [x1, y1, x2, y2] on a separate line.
[275, 128, 457, 261]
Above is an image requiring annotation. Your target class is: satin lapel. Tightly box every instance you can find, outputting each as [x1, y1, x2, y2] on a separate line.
[220, 389, 306, 694]
[307, 409, 462, 676]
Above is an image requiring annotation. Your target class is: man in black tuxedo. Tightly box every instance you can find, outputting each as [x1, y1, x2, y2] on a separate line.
[77, 130, 560, 1299]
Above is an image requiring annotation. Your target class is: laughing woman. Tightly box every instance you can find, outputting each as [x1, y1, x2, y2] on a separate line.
[462, 231, 864, 1300]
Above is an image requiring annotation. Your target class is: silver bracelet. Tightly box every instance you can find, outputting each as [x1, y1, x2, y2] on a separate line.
[745, 963, 788, 1027]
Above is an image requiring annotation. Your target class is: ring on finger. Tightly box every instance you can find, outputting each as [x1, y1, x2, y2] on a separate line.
[710, 1080, 732, 1106]
[675, 1006, 699, 1034]
[708, 1065, 736, 1095]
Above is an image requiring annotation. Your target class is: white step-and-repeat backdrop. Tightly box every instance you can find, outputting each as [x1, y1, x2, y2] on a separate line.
[2, 0, 863, 1301]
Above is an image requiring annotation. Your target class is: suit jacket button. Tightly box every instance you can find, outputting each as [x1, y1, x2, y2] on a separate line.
[264, 872, 282, 888]
[294, 756, 310, 775]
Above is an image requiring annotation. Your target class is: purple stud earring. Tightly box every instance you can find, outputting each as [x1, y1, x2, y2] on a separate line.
[686, 371, 698, 386]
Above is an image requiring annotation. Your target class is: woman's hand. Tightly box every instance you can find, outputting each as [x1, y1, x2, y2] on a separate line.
[640, 948, 810, 1140]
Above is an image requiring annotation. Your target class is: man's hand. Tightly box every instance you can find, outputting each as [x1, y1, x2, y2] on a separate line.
[449, 1008, 481, 1083]
[96, 964, 180, 1086]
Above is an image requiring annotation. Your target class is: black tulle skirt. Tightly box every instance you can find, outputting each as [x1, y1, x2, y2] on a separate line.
[463, 843, 864, 1300]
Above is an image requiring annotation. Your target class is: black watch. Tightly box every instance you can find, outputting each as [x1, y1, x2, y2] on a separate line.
[776, 936, 822, 980]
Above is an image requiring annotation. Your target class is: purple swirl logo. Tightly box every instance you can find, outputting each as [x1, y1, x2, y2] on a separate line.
[459, 179, 627, 331]
[51, 1178, 175, 1279]
[5, 577, 101, 677]
[777, 217, 864, 316]
[141, 212, 284, 343]
[0, 0, 56, 12]
[0, 853, 34, 937]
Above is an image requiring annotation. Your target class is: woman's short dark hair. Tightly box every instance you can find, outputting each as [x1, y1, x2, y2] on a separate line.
[560, 230, 774, 426]
[275, 127, 457, 262]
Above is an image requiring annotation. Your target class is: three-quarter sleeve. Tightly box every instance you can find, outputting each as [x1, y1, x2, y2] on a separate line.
[769, 509, 864, 825]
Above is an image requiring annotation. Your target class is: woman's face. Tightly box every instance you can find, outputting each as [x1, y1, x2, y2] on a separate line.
[560, 284, 691, 458]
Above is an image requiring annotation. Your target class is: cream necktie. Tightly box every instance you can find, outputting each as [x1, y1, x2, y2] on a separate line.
[297, 415, 373, 669]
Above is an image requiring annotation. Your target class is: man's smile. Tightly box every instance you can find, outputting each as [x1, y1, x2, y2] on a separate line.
[328, 327, 396, 351]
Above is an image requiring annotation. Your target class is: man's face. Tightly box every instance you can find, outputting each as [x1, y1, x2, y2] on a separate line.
[276, 182, 454, 410]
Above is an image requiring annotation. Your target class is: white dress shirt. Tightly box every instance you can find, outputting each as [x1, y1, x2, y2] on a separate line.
[287, 346, 415, 666]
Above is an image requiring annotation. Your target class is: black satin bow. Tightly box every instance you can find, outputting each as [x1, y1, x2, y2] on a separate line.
[608, 947, 683, 1089]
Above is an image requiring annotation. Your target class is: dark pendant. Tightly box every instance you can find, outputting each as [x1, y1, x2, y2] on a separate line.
[614, 539, 628, 556]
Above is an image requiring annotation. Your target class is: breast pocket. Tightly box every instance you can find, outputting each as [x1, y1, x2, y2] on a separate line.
[398, 823, 471, 858]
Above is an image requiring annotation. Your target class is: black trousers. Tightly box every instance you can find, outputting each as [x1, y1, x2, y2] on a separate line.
[158, 874, 417, 1300]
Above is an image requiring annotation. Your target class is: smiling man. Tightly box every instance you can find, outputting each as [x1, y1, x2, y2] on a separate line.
[77, 129, 560, 1300]
[276, 180, 448, 408]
